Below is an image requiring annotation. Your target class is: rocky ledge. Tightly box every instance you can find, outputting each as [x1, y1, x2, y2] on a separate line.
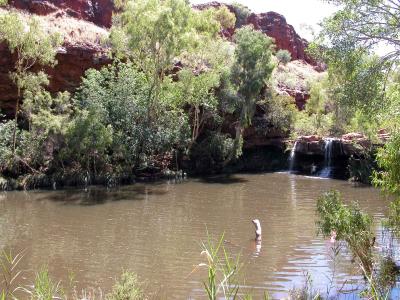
[292, 131, 389, 157]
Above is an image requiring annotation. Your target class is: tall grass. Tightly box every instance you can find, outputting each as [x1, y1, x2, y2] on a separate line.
[20, 267, 62, 300]
[0, 249, 25, 299]
[195, 233, 242, 300]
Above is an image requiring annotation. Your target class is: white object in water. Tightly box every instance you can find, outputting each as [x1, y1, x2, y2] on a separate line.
[252, 219, 262, 241]
[330, 230, 337, 243]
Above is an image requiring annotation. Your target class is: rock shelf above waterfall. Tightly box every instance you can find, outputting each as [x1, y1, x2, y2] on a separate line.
[287, 132, 387, 179]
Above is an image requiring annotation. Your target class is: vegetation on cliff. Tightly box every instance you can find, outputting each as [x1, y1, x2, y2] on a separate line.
[0, 0, 399, 192]
[0, 0, 293, 188]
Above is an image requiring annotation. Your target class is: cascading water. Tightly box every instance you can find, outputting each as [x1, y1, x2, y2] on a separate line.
[319, 138, 334, 178]
[289, 141, 298, 173]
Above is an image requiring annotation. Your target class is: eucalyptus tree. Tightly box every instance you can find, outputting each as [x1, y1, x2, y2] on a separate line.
[0, 13, 61, 153]
[322, 0, 400, 64]
[110, 0, 194, 122]
[175, 38, 234, 149]
[225, 25, 275, 163]
[110, 0, 236, 155]
[314, 0, 398, 124]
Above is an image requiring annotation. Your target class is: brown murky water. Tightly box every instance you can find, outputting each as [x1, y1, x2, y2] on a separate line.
[0, 173, 390, 299]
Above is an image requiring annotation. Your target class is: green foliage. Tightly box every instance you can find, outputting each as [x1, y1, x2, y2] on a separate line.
[316, 190, 374, 274]
[175, 38, 233, 148]
[322, 0, 400, 64]
[0, 11, 62, 158]
[293, 111, 333, 137]
[276, 49, 291, 66]
[62, 110, 113, 176]
[373, 130, 400, 235]
[0, 120, 17, 173]
[106, 271, 145, 300]
[232, 25, 275, 127]
[71, 62, 189, 174]
[110, 0, 201, 121]
[190, 133, 238, 174]
[231, 2, 251, 28]
[28, 267, 62, 300]
[211, 6, 236, 31]
[373, 130, 400, 196]
[222, 25, 275, 164]
[294, 79, 334, 136]
[262, 95, 297, 134]
[376, 257, 400, 292]
[0, 14, 61, 70]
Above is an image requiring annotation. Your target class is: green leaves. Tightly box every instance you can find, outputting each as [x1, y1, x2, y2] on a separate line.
[232, 25, 275, 125]
[0, 13, 61, 71]
[316, 190, 375, 275]
[373, 130, 400, 196]
[276, 49, 292, 66]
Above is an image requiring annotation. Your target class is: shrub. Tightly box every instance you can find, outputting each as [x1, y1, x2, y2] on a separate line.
[316, 190, 374, 275]
[73, 62, 190, 172]
[231, 2, 251, 28]
[106, 271, 145, 300]
[276, 49, 291, 66]
[264, 95, 297, 134]
[190, 132, 237, 174]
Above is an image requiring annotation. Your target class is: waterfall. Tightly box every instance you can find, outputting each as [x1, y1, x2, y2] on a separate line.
[289, 141, 298, 173]
[319, 138, 334, 178]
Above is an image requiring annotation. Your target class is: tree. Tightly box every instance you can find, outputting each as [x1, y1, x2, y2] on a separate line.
[311, 0, 396, 132]
[226, 25, 275, 163]
[175, 38, 234, 149]
[322, 0, 400, 64]
[276, 49, 291, 66]
[110, 0, 235, 123]
[0, 13, 61, 153]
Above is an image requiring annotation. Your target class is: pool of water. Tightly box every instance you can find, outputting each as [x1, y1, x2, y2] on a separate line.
[0, 173, 392, 299]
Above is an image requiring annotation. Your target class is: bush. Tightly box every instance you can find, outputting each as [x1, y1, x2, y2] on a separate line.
[293, 111, 334, 137]
[316, 190, 374, 275]
[264, 95, 297, 134]
[231, 2, 251, 28]
[348, 147, 378, 184]
[72, 61, 190, 173]
[190, 132, 237, 174]
[276, 49, 291, 66]
[106, 272, 145, 300]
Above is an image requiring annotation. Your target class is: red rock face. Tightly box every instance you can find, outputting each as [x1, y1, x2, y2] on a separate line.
[247, 12, 316, 65]
[194, 2, 318, 66]
[9, 0, 114, 27]
[0, 42, 111, 116]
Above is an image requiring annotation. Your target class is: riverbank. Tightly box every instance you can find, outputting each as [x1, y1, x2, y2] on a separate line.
[0, 137, 377, 191]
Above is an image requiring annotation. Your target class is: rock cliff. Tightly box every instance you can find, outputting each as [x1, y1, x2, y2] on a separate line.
[9, 0, 114, 27]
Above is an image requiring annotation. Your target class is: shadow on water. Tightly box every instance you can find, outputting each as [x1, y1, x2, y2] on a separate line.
[32, 182, 169, 206]
[198, 174, 249, 184]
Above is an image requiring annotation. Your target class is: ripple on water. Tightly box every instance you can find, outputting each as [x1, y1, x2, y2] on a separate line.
[0, 173, 391, 299]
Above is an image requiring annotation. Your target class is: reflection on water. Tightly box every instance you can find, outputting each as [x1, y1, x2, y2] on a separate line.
[0, 173, 392, 299]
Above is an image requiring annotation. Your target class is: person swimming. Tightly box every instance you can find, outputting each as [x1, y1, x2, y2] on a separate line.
[252, 219, 262, 241]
